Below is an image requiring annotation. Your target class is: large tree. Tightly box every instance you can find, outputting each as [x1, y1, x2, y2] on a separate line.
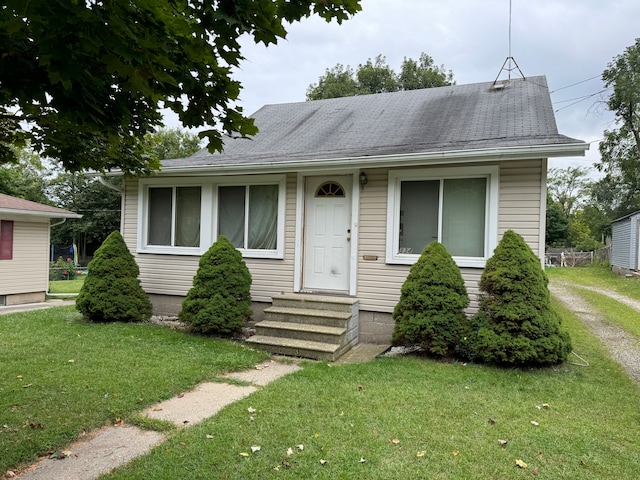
[0, 0, 361, 174]
[0, 145, 50, 204]
[307, 52, 454, 100]
[594, 38, 640, 214]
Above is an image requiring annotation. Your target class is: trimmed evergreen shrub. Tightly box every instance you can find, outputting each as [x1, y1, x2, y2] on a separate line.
[472, 230, 571, 366]
[179, 235, 252, 336]
[391, 242, 470, 357]
[76, 231, 152, 322]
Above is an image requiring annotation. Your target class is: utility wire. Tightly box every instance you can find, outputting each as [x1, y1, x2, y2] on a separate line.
[550, 75, 602, 94]
[554, 88, 610, 113]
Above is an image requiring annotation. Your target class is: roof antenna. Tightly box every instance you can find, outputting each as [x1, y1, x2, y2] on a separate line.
[493, 0, 525, 87]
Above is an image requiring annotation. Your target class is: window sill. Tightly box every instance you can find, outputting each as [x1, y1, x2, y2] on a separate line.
[386, 255, 487, 269]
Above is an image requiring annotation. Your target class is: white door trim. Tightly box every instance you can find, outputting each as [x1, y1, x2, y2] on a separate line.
[294, 170, 360, 296]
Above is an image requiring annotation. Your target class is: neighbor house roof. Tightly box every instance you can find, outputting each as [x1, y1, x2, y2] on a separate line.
[0, 193, 81, 220]
[161, 75, 588, 173]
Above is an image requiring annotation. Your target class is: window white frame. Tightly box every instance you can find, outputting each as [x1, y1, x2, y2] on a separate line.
[386, 166, 499, 268]
[137, 174, 286, 259]
[212, 175, 286, 259]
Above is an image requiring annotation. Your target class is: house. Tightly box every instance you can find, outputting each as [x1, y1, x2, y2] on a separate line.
[120, 76, 588, 359]
[611, 211, 640, 275]
[0, 193, 81, 306]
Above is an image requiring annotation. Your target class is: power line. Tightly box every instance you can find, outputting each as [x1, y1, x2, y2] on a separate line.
[554, 88, 610, 113]
[549, 75, 602, 94]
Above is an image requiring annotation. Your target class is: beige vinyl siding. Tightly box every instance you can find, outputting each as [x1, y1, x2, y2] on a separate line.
[356, 160, 544, 313]
[122, 174, 296, 302]
[0, 221, 49, 295]
[498, 159, 544, 256]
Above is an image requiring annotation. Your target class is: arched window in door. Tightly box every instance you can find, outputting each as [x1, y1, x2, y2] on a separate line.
[315, 182, 345, 198]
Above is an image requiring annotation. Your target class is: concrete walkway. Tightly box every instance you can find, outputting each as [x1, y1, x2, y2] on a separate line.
[5, 300, 388, 479]
[15, 360, 302, 480]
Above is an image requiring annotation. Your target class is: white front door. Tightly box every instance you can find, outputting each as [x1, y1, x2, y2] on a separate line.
[303, 176, 352, 292]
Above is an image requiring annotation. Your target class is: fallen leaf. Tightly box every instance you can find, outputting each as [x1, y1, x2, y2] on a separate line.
[452, 451, 459, 456]
[417, 451, 426, 457]
[297, 444, 304, 451]
[251, 445, 261, 453]
[282, 461, 291, 468]
[542, 403, 550, 409]
[530, 421, 539, 427]
[537, 451, 543, 458]
[515, 459, 528, 469]
[273, 466, 279, 471]
[320, 459, 327, 465]
[239, 452, 250, 457]
[248, 407, 256, 414]
[359, 457, 366, 463]
[488, 418, 497, 424]
[358, 386, 363, 391]
[498, 439, 508, 446]
[532, 468, 539, 476]
[68, 359, 75, 363]
[314, 433, 320, 438]
[206, 434, 214, 439]
[16, 375, 22, 379]
[22, 384, 33, 388]
[177, 393, 184, 398]
[390, 438, 400, 444]
[249, 416, 255, 422]
[287, 447, 294, 456]
[152, 407, 162, 411]
[5, 470, 16, 478]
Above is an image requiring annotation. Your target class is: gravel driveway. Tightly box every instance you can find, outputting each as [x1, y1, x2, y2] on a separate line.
[549, 279, 640, 385]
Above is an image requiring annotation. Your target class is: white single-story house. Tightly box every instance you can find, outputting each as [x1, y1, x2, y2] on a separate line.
[120, 76, 588, 359]
[0, 193, 81, 306]
[611, 211, 640, 275]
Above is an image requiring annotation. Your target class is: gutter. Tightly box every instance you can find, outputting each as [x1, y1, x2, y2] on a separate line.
[126, 142, 591, 177]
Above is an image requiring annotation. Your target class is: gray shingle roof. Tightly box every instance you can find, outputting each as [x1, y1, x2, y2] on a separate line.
[0, 193, 81, 218]
[163, 76, 584, 169]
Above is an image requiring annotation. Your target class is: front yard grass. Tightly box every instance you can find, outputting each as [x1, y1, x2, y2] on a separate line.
[107, 298, 640, 480]
[48, 278, 85, 295]
[0, 306, 267, 473]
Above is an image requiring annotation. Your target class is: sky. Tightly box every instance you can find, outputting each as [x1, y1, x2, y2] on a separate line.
[169, 0, 640, 172]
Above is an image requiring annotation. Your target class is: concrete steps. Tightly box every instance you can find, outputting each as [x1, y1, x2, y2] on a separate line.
[246, 293, 359, 361]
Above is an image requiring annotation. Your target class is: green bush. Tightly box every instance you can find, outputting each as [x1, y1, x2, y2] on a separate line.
[49, 256, 78, 281]
[179, 235, 252, 336]
[76, 231, 152, 322]
[472, 230, 571, 366]
[391, 242, 471, 357]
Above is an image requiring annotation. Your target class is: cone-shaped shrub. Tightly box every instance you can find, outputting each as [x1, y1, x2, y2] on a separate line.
[391, 242, 471, 357]
[179, 235, 252, 336]
[76, 231, 152, 322]
[473, 230, 571, 366]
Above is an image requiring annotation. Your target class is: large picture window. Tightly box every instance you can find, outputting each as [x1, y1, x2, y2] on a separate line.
[387, 167, 498, 267]
[139, 175, 285, 258]
[218, 184, 278, 251]
[147, 186, 201, 248]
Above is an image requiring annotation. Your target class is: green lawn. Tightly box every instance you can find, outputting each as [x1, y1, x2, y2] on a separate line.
[0, 306, 267, 473]
[547, 264, 640, 301]
[48, 277, 85, 295]
[106, 298, 640, 479]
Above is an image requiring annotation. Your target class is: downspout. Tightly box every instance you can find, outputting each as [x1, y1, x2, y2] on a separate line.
[97, 175, 125, 235]
[97, 175, 124, 193]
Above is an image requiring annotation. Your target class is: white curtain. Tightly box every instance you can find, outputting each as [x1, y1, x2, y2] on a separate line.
[175, 187, 201, 247]
[248, 185, 278, 250]
[442, 178, 486, 257]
